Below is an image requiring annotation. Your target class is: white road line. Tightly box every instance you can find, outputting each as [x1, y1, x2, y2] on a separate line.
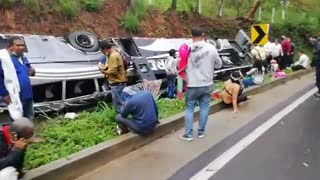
[190, 87, 317, 180]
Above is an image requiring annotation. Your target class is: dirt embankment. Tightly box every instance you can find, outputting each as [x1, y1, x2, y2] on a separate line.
[0, 0, 250, 38]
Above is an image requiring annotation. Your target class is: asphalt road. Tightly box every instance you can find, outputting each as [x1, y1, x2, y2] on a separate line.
[169, 86, 320, 180]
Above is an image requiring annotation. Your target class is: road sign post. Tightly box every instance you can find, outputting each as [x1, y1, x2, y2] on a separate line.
[251, 24, 270, 46]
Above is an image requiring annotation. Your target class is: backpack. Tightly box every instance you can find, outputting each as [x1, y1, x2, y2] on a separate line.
[115, 49, 129, 70]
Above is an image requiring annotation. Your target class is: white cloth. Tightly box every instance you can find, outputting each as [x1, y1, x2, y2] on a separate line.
[0, 49, 23, 120]
[0, 167, 18, 180]
[271, 44, 283, 57]
[246, 67, 265, 85]
[165, 56, 178, 75]
[294, 54, 309, 68]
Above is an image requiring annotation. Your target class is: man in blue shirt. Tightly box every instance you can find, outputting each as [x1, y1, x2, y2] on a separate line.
[116, 88, 159, 135]
[0, 36, 35, 120]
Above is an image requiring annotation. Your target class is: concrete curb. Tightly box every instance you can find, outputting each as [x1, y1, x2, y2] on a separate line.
[23, 69, 312, 180]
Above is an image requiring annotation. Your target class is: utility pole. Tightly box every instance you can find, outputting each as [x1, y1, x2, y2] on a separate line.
[217, 0, 224, 17]
[236, 0, 240, 16]
[128, 0, 136, 7]
[281, 0, 290, 20]
[198, 0, 202, 14]
[258, 5, 262, 21]
[271, 7, 275, 23]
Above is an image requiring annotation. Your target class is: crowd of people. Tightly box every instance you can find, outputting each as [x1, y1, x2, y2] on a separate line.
[0, 29, 319, 178]
[173, 31, 316, 141]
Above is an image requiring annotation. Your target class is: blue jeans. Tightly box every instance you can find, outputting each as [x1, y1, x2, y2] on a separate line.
[167, 74, 176, 99]
[243, 78, 256, 88]
[111, 84, 126, 113]
[184, 85, 213, 137]
[116, 114, 155, 135]
[22, 99, 34, 120]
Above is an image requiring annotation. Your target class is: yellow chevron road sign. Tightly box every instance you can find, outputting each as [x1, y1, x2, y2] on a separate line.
[251, 24, 270, 46]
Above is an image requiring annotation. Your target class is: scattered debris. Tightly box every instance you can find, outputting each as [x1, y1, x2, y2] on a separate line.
[302, 162, 309, 167]
[64, 112, 78, 119]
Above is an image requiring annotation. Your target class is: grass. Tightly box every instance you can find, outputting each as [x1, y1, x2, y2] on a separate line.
[25, 98, 186, 170]
[57, 0, 79, 19]
[81, 0, 104, 12]
[0, 0, 15, 8]
[214, 80, 224, 92]
[157, 98, 185, 119]
[25, 102, 117, 169]
[121, 0, 148, 33]
[121, 11, 140, 33]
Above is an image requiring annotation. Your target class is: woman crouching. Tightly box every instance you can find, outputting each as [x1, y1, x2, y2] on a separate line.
[220, 71, 251, 116]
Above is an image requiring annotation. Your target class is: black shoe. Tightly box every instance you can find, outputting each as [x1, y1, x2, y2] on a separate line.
[180, 134, 193, 141]
[18, 171, 25, 179]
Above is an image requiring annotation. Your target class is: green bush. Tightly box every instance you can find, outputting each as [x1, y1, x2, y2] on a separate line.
[121, 0, 148, 33]
[25, 103, 117, 170]
[81, 0, 104, 12]
[0, 0, 15, 8]
[23, 0, 40, 14]
[121, 11, 140, 33]
[133, 0, 147, 20]
[24, 97, 188, 170]
[58, 0, 79, 19]
[271, 9, 319, 47]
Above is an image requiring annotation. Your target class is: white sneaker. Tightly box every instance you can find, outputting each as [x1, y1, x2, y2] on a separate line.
[116, 125, 123, 135]
[198, 134, 205, 138]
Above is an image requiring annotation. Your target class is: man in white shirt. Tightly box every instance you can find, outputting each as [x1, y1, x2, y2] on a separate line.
[291, 50, 309, 71]
[264, 40, 275, 56]
[271, 39, 283, 64]
[251, 44, 267, 61]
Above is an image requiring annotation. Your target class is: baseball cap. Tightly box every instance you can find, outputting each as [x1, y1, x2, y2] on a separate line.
[99, 40, 112, 50]
[191, 27, 208, 37]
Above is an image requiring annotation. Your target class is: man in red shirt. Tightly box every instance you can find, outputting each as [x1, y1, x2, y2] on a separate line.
[280, 36, 292, 70]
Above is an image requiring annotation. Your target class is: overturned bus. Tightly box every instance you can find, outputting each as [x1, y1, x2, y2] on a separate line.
[0, 29, 253, 113]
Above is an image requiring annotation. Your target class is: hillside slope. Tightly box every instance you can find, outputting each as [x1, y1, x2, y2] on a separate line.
[0, 0, 249, 38]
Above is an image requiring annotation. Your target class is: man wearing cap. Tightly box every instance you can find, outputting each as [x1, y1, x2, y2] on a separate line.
[180, 27, 222, 141]
[115, 87, 159, 135]
[0, 36, 36, 121]
[99, 40, 128, 113]
[0, 117, 34, 179]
